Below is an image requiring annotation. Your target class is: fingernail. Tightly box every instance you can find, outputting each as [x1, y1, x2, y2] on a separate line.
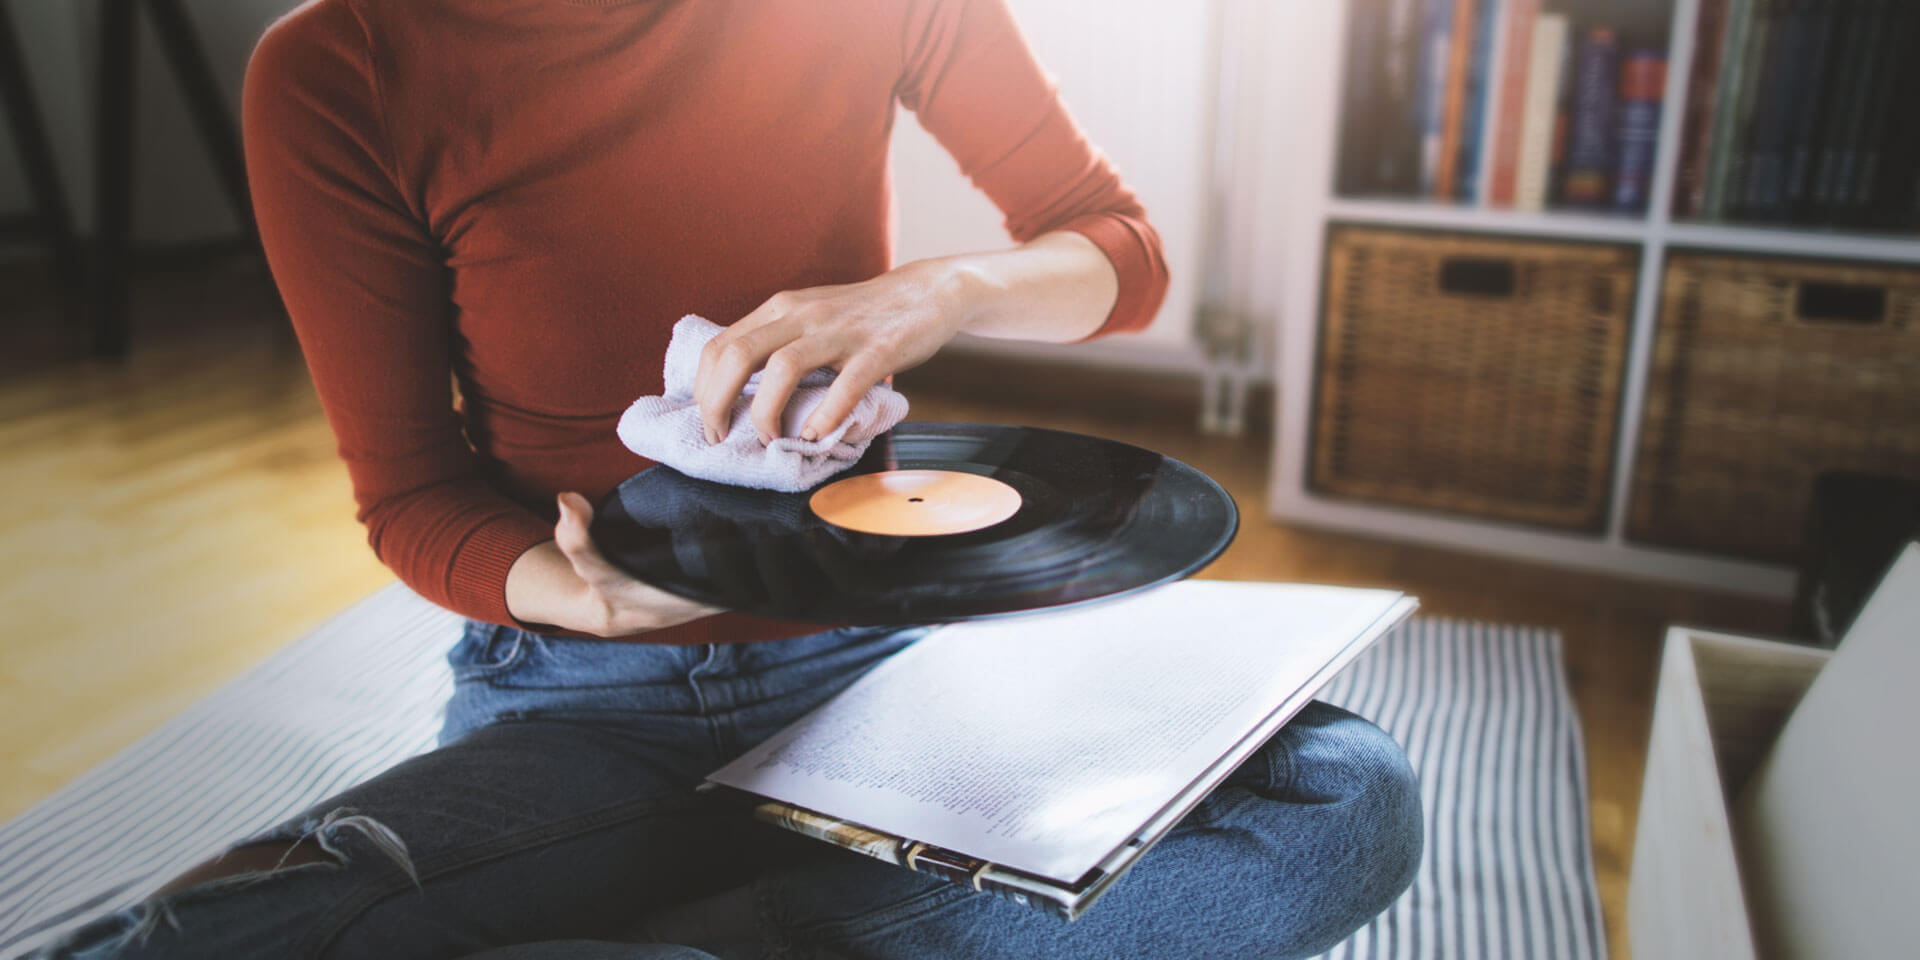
[705, 427, 719, 445]
[757, 431, 772, 446]
[800, 427, 818, 442]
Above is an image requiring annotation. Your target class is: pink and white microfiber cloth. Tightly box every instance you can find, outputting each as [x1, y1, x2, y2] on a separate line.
[615, 315, 909, 492]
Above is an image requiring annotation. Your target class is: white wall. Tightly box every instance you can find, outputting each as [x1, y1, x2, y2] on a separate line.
[891, 0, 1217, 350]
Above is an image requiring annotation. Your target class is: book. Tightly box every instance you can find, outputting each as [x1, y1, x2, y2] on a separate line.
[1868, 4, 1920, 228]
[703, 581, 1418, 919]
[1545, 21, 1579, 207]
[1560, 27, 1620, 208]
[1742, 0, 1810, 220]
[1486, 0, 1542, 207]
[1336, 0, 1387, 196]
[1673, 0, 1733, 219]
[1809, 0, 1875, 222]
[1844, 0, 1903, 223]
[1454, 0, 1501, 204]
[1612, 49, 1667, 213]
[1381, 0, 1427, 194]
[1513, 13, 1569, 211]
[1702, 0, 1757, 220]
[1418, 0, 1460, 196]
[1435, 0, 1480, 201]
[1779, 0, 1840, 220]
[1827, 0, 1890, 225]
[1720, 0, 1777, 219]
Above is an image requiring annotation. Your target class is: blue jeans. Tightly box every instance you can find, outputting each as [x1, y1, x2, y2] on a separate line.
[44, 622, 1421, 960]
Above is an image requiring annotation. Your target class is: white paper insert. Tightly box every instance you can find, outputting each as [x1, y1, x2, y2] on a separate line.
[707, 580, 1409, 881]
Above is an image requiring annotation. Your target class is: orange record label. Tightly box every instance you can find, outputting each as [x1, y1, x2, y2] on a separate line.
[808, 470, 1022, 537]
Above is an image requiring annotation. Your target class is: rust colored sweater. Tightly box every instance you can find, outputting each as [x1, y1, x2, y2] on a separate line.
[242, 0, 1168, 644]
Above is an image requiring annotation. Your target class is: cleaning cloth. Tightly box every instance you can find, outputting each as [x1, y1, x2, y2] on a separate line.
[615, 315, 909, 492]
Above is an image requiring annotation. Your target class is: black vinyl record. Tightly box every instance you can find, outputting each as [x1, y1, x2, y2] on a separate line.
[589, 422, 1238, 624]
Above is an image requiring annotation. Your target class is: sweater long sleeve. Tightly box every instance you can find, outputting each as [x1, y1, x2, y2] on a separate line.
[242, 0, 1168, 639]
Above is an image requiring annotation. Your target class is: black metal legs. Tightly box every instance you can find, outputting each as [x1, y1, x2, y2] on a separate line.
[0, 0, 85, 297]
[145, 0, 252, 231]
[91, 0, 136, 356]
[89, 0, 255, 358]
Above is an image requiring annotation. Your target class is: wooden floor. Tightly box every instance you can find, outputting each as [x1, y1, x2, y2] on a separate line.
[1, 254, 1790, 957]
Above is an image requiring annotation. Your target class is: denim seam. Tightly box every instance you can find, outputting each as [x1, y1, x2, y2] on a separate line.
[687, 645, 730, 758]
[290, 794, 708, 958]
[459, 630, 534, 684]
[1269, 730, 1295, 795]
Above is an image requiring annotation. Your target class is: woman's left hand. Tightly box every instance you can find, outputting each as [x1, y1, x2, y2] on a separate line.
[693, 258, 973, 446]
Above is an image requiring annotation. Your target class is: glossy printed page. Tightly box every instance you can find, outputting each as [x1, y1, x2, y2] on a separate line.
[707, 580, 1410, 881]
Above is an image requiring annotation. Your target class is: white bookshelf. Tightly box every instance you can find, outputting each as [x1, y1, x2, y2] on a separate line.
[1262, 0, 1920, 598]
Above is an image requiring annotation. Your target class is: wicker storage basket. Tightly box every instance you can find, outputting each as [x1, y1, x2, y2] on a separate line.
[1311, 226, 1636, 531]
[1627, 253, 1920, 562]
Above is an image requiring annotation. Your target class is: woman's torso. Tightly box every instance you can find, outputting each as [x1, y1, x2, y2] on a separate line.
[362, 0, 905, 506]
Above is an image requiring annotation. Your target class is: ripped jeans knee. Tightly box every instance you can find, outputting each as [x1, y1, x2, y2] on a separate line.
[249, 806, 420, 885]
[37, 807, 416, 960]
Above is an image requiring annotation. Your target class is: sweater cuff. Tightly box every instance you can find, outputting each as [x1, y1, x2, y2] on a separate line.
[1061, 212, 1168, 340]
[447, 510, 558, 628]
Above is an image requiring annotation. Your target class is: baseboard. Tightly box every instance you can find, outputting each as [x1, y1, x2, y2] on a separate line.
[902, 345, 1273, 433]
[938, 331, 1222, 375]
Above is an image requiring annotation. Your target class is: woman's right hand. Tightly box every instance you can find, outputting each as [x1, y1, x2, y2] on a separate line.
[504, 492, 723, 637]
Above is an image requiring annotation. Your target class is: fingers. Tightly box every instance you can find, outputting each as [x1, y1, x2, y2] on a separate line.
[800, 356, 888, 442]
[554, 492, 629, 588]
[697, 297, 801, 444]
[748, 342, 833, 443]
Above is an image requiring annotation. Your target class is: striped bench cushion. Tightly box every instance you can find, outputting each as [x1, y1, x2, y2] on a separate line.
[0, 585, 1606, 959]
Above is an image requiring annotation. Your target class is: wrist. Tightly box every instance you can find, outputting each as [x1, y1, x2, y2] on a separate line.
[919, 253, 1004, 336]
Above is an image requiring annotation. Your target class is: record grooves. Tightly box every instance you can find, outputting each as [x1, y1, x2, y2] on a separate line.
[590, 422, 1238, 624]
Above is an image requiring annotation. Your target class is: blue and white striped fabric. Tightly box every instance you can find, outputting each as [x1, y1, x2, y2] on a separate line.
[0, 588, 1606, 959]
[1312, 620, 1608, 960]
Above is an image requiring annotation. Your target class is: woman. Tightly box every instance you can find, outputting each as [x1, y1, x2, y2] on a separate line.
[48, 1, 1420, 957]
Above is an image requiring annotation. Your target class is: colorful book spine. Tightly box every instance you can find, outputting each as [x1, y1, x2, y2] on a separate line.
[1486, 0, 1541, 208]
[1454, 0, 1501, 204]
[1560, 28, 1620, 209]
[1612, 50, 1667, 213]
[1674, 0, 1733, 219]
[1513, 13, 1568, 212]
[1719, 0, 1776, 219]
[1418, 0, 1458, 195]
[1702, 0, 1757, 219]
[1435, 0, 1480, 201]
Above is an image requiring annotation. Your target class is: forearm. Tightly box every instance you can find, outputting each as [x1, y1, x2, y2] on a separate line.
[504, 540, 581, 628]
[932, 230, 1120, 344]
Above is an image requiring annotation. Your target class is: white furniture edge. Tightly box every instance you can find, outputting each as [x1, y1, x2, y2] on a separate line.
[1628, 625, 1831, 960]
